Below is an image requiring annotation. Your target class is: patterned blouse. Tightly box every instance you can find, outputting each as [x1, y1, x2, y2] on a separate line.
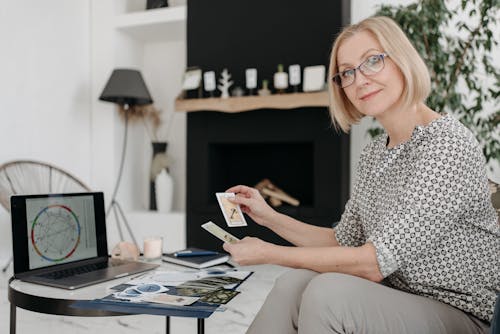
[334, 114, 499, 322]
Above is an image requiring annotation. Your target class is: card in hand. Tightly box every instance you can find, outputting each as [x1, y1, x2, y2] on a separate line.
[201, 221, 240, 244]
[216, 192, 247, 227]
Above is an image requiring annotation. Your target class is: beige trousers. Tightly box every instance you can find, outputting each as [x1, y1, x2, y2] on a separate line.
[247, 269, 490, 334]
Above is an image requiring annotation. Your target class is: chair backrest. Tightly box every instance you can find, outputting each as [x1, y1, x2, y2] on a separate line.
[491, 293, 500, 334]
[0, 160, 91, 212]
[489, 179, 499, 210]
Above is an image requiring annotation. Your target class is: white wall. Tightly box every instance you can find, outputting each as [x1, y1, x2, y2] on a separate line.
[0, 1, 91, 193]
[142, 40, 187, 211]
[89, 0, 187, 218]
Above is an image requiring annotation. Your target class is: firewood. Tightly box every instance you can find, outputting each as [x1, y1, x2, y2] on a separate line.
[255, 178, 300, 207]
[261, 188, 300, 206]
[255, 179, 272, 192]
[269, 197, 283, 207]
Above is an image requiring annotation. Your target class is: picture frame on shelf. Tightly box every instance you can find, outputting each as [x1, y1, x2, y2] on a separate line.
[303, 65, 326, 92]
[181, 67, 203, 99]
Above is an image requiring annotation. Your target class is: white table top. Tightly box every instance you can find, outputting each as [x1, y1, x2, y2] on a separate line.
[9, 261, 289, 302]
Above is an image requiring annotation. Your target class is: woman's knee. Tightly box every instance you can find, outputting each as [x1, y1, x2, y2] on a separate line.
[274, 269, 318, 291]
[301, 273, 366, 310]
[298, 273, 368, 333]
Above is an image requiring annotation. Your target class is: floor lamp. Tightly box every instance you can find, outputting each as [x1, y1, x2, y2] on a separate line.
[99, 69, 154, 247]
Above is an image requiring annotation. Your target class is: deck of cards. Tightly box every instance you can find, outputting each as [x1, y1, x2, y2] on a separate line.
[215, 192, 247, 227]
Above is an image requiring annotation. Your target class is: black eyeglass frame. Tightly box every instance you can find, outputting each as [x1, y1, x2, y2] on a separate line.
[332, 53, 389, 88]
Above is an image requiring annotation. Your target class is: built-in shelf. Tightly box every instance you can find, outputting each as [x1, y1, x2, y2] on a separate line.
[175, 91, 329, 113]
[115, 5, 187, 42]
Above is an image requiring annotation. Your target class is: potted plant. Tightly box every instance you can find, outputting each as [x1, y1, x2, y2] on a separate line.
[367, 0, 499, 168]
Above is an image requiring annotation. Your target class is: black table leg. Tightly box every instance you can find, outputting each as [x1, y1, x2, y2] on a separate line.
[10, 303, 16, 334]
[197, 318, 204, 334]
[166, 316, 170, 334]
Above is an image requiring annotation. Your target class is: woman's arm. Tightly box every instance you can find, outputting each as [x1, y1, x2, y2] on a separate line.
[265, 211, 339, 247]
[226, 185, 338, 247]
[223, 238, 383, 282]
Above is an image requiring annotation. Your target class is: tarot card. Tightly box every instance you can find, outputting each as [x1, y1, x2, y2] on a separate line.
[216, 192, 247, 227]
[201, 221, 240, 244]
[143, 294, 199, 306]
[199, 289, 240, 304]
[175, 286, 221, 297]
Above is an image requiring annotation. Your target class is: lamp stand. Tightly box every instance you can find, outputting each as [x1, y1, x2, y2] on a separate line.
[106, 108, 138, 246]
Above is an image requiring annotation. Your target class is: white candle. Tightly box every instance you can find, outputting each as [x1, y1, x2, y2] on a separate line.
[143, 236, 163, 260]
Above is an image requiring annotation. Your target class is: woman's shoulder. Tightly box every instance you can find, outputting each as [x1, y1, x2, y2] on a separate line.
[418, 114, 479, 153]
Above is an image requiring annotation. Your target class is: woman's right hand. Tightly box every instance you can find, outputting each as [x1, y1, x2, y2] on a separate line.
[225, 185, 277, 227]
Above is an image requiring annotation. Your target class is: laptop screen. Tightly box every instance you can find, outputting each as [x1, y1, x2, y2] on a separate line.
[26, 194, 98, 270]
[11, 192, 108, 275]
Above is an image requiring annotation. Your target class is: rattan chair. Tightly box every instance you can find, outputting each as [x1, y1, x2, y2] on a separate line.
[0, 160, 91, 271]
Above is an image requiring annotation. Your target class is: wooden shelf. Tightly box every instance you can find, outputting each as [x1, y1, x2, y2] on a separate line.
[175, 91, 329, 113]
[115, 6, 186, 42]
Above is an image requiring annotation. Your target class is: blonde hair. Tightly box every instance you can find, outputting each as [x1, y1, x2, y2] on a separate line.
[328, 16, 431, 132]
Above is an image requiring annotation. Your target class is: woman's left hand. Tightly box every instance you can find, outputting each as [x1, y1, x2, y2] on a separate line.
[223, 237, 273, 266]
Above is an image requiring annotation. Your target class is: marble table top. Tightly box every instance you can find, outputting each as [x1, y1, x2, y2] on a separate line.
[2, 261, 289, 334]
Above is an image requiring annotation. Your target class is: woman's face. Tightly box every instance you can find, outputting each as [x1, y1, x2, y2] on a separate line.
[336, 31, 405, 118]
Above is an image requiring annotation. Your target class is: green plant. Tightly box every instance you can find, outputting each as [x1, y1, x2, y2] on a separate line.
[368, 0, 499, 165]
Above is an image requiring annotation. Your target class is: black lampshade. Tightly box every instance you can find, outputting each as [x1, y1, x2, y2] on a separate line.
[99, 69, 153, 106]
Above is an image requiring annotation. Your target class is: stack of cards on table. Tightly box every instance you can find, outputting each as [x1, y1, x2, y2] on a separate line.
[109, 269, 252, 306]
[112, 282, 199, 306]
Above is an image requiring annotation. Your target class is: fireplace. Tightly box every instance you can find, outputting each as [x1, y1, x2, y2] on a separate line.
[186, 108, 350, 250]
[185, 0, 350, 249]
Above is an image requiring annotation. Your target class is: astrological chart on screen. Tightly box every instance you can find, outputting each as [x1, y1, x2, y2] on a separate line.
[26, 195, 98, 270]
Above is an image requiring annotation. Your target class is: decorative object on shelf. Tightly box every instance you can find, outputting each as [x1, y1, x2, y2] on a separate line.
[203, 71, 216, 97]
[273, 64, 288, 94]
[258, 79, 271, 96]
[146, 0, 169, 9]
[99, 68, 155, 246]
[303, 65, 326, 92]
[245, 68, 258, 95]
[217, 68, 233, 99]
[255, 179, 300, 207]
[182, 66, 203, 99]
[289, 64, 301, 92]
[150, 141, 173, 212]
[231, 86, 245, 97]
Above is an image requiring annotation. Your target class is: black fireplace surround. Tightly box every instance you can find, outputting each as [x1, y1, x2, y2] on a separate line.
[186, 0, 350, 250]
[187, 108, 350, 250]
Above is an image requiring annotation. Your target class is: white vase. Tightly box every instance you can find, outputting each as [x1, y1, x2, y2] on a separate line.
[155, 169, 173, 213]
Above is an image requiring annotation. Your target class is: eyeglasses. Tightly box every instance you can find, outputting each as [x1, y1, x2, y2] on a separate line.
[332, 53, 389, 88]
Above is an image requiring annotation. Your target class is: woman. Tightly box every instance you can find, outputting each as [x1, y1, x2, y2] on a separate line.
[222, 16, 498, 334]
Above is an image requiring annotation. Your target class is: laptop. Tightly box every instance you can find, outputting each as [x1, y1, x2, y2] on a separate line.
[10, 192, 158, 290]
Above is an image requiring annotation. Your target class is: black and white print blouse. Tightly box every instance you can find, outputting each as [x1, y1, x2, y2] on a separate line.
[334, 114, 499, 322]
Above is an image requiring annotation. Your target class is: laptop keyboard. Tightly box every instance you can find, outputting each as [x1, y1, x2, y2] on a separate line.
[38, 262, 109, 280]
